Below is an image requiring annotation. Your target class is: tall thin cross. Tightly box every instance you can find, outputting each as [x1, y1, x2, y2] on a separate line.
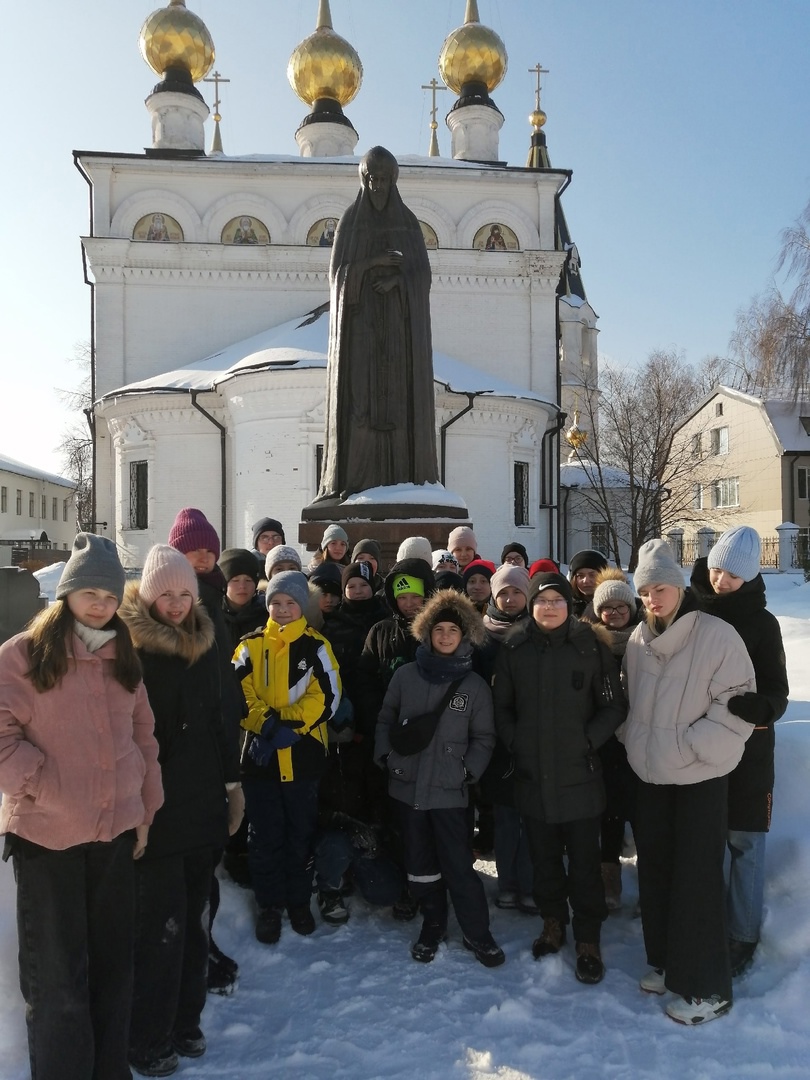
[421, 77, 448, 157]
[203, 71, 230, 153]
[529, 62, 549, 112]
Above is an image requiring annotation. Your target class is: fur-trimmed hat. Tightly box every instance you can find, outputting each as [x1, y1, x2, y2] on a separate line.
[265, 545, 303, 578]
[501, 542, 529, 567]
[140, 544, 199, 607]
[707, 526, 761, 583]
[491, 564, 530, 601]
[266, 570, 310, 614]
[529, 572, 573, 613]
[633, 539, 684, 592]
[219, 548, 260, 586]
[320, 524, 349, 551]
[396, 536, 433, 566]
[592, 567, 636, 614]
[410, 588, 485, 647]
[56, 533, 127, 604]
[168, 508, 220, 561]
[252, 517, 285, 548]
[447, 526, 478, 553]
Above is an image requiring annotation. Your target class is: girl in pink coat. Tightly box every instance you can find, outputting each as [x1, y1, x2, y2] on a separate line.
[0, 534, 163, 1080]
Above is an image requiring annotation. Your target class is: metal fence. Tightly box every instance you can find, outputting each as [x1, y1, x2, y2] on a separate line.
[671, 531, 807, 571]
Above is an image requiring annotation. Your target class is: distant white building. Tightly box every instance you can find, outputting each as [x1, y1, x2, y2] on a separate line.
[0, 455, 77, 567]
[79, 1, 600, 565]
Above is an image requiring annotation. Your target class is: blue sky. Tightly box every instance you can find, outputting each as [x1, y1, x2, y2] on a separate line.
[4, 0, 808, 475]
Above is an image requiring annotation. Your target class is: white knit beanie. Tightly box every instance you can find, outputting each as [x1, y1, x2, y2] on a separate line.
[396, 536, 433, 565]
[707, 526, 761, 582]
[140, 545, 199, 606]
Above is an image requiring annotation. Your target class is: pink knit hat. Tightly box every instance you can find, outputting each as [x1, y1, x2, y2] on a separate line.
[168, 508, 221, 560]
[141, 545, 199, 607]
[448, 526, 477, 552]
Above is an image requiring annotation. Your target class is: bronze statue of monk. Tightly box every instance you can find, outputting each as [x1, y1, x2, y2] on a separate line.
[317, 146, 439, 501]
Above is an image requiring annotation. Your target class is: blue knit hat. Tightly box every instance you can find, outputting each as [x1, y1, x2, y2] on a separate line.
[266, 570, 309, 615]
[707, 526, 761, 582]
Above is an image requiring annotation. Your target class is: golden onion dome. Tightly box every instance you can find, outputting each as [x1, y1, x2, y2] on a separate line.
[287, 0, 363, 108]
[439, 0, 508, 95]
[530, 108, 547, 131]
[565, 411, 589, 451]
[139, 0, 215, 84]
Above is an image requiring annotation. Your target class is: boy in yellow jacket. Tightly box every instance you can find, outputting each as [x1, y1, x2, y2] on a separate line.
[233, 571, 340, 943]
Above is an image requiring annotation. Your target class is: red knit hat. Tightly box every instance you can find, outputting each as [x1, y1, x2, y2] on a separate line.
[168, 508, 220, 560]
[529, 558, 561, 578]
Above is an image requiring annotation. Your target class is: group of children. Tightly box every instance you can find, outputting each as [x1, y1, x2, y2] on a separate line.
[0, 514, 789, 1078]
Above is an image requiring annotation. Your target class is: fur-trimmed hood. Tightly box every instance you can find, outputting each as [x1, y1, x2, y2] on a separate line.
[119, 580, 216, 665]
[410, 588, 486, 647]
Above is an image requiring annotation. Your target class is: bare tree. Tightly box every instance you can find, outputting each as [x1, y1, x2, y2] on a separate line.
[55, 342, 93, 531]
[568, 350, 728, 569]
[731, 199, 810, 398]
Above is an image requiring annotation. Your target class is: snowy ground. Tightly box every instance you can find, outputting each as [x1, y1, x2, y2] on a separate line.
[1, 574, 808, 1079]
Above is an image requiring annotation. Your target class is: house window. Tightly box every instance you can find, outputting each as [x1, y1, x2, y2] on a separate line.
[715, 402, 724, 417]
[798, 466, 810, 500]
[691, 433, 702, 457]
[0, 486, 6, 513]
[710, 427, 729, 455]
[41, 495, 47, 519]
[63, 499, 69, 522]
[692, 484, 704, 510]
[28, 492, 35, 518]
[514, 461, 530, 526]
[712, 477, 739, 508]
[16, 490, 22, 515]
[590, 522, 609, 553]
[52, 497, 57, 520]
[129, 461, 149, 530]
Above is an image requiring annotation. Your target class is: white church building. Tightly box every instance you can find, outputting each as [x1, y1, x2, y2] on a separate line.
[79, 0, 599, 565]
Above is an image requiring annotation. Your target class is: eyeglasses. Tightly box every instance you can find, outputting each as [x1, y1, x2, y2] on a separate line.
[504, 554, 525, 565]
[602, 605, 629, 616]
[535, 598, 568, 609]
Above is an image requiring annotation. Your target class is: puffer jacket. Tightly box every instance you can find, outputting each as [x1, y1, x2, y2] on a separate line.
[119, 583, 231, 859]
[0, 630, 163, 851]
[493, 616, 625, 824]
[233, 615, 340, 783]
[374, 657, 494, 811]
[620, 605, 756, 786]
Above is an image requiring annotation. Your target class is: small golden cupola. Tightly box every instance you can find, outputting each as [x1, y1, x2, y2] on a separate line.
[288, 0, 363, 157]
[139, 0, 215, 154]
[438, 1, 508, 162]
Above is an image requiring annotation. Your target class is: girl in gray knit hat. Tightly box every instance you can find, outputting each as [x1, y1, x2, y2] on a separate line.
[621, 538, 756, 1025]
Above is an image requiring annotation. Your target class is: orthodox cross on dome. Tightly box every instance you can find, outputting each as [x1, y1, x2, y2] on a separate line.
[421, 77, 448, 157]
[203, 69, 230, 153]
[529, 62, 549, 127]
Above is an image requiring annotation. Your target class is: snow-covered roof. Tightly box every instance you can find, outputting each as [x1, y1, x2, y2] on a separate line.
[0, 454, 74, 488]
[675, 384, 810, 454]
[100, 307, 557, 410]
[559, 458, 633, 489]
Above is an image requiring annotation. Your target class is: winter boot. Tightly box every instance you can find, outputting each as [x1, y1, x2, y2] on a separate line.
[601, 861, 622, 912]
[255, 906, 283, 945]
[411, 921, 447, 963]
[463, 931, 506, 968]
[575, 942, 604, 984]
[318, 889, 349, 925]
[129, 1047, 179, 1078]
[532, 916, 566, 959]
[171, 1027, 206, 1059]
[207, 938, 238, 994]
[665, 994, 732, 1025]
[288, 903, 316, 936]
[392, 890, 419, 921]
[729, 939, 757, 978]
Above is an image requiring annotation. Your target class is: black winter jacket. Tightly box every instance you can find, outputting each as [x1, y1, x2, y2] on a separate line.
[222, 593, 268, 653]
[120, 584, 231, 860]
[493, 616, 625, 824]
[322, 595, 389, 739]
[690, 558, 789, 830]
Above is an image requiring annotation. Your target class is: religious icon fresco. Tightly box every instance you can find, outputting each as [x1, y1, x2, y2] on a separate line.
[306, 217, 339, 247]
[473, 222, 519, 251]
[419, 221, 439, 249]
[221, 215, 270, 245]
[133, 212, 184, 242]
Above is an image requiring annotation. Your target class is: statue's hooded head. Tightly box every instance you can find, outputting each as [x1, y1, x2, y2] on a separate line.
[360, 146, 399, 212]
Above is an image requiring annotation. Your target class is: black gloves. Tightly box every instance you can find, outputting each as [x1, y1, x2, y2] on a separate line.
[727, 692, 773, 727]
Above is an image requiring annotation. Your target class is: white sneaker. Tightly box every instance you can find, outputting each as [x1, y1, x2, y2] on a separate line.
[639, 968, 666, 994]
[665, 994, 732, 1025]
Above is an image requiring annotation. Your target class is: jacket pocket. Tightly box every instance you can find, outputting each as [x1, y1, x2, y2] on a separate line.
[386, 750, 417, 785]
[438, 743, 466, 791]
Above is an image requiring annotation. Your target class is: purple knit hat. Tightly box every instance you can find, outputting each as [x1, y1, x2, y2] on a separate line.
[168, 508, 221, 561]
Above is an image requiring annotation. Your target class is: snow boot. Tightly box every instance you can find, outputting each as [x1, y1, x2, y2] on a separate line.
[532, 916, 566, 959]
[411, 922, 447, 963]
[171, 1027, 206, 1059]
[318, 889, 349, 925]
[288, 903, 316, 935]
[255, 906, 283, 945]
[129, 1047, 179, 1077]
[463, 932, 506, 968]
[575, 942, 604, 984]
